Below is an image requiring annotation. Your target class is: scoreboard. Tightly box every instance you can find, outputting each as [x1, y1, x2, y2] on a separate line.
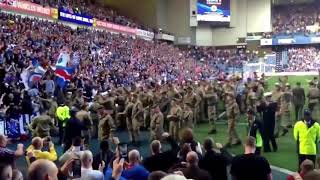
[197, 0, 230, 22]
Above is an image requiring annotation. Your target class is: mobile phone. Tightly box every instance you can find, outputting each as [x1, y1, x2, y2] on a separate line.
[118, 143, 128, 159]
[72, 159, 81, 178]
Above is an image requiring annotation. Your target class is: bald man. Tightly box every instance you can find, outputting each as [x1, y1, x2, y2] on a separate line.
[122, 149, 149, 180]
[80, 150, 104, 180]
[0, 134, 24, 165]
[181, 151, 211, 180]
[28, 159, 58, 180]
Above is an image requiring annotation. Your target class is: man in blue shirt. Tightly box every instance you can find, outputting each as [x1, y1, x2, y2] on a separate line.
[121, 149, 149, 180]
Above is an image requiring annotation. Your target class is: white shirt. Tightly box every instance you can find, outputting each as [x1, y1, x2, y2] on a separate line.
[72, 167, 103, 180]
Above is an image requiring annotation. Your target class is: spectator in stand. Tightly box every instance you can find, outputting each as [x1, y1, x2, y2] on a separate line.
[143, 132, 179, 172]
[230, 136, 272, 180]
[0, 134, 24, 165]
[28, 159, 58, 180]
[180, 128, 202, 156]
[26, 137, 57, 163]
[180, 151, 211, 180]
[271, 3, 320, 37]
[199, 137, 230, 180]
[287, 159, 315, 180]
[59, 136, 85, 164]
[304, 170, 320, 180]
[148, 171, 167, 180]
[12, 169, 23, 180]
[122, 149, 149, 180]
[92, 139, 115, 172]
[79, 150, 105, 180]
[0, 163, 12, 180]
[63, 108, 86, 152]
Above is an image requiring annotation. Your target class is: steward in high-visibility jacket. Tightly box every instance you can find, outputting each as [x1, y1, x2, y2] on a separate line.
[294, 109, 320, 167]
[247, 109, 263, 155]
[56, 105, 70, 127]
[56, 103, 70, 144]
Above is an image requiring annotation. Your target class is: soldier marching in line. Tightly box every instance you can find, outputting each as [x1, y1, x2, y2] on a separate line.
[272, 83, 282, 137]
[307, 81, 320, 122]
[225, 92, 241, 147]
[182, 103, 194, 129]
[131, 93, 144, 145]
[279, 83, 293, 136]
[167, 97, 182, 141]
[150, 103, 164, 141]
[98, 106, 116, 141]
[75, 103, 92, 145]
[292, 82, 305, 121]
[121, 93, 135, 143]
[204, 85, 218, 134]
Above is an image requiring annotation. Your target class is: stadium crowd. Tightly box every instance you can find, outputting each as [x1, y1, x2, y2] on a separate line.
[2, 1, 320, 180]
[26, 0, 148, 30]
[0, 11, 278, 180]
[285, 47, 320, 72]
[187, 47, 256, 69]
[271, 3, 320, 37]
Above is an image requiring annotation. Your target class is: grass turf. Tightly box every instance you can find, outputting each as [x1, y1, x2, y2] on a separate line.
[193, 75, 318, 172]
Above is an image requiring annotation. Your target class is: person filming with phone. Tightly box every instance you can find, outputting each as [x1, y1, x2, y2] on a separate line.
[25, 137, 57, 164]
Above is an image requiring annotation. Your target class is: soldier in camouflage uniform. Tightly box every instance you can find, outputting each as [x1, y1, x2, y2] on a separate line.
[184, 86, 200, 125]
[182, 103, 194, 129]
[279, 83, 293, 136]
[150, 103, 164, 141]
[225, 93, 241, 147]
[167, 98, 182, 141]
[29, 110, 58, 138]
[308, 81, 320, 122]
[204, 85, 218, 134]
[89, 99, 102, 138]
[114, 90, 127, 128]
[39, 96, 58, 123]
[76, 103, 92, 145]
[272, 83, 283, 137]
[196, 83, 206, 122]
[131, 93, 144, 144]
[246, 86, 257, 113]
[98, 108, 116, 141]
[121, 94, 135, 143]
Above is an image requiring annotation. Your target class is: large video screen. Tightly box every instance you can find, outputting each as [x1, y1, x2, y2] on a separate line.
[197, 0, 230, 22]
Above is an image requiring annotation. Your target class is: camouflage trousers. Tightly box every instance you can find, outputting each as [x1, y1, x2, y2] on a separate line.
[208, 105, 217, 131]
[310, 103, 320, 122]
[227, 118, 240, 144]
[150, 128, 163, 141]
[281, 111, 292, 127]
[132, 118, 142, 142]
[169, 121, 180, 141]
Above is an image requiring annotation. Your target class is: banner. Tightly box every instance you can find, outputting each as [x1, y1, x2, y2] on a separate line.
[51, 8, 58, 19]
[261, 36, 320, 46]
[136, 29, 154, 40]
[0, 0, 53, 18]
[156, 33, 175, 42]
[95, 20, 136, 34]
[260, 39, 272, 46]
[58, 8, 94, 26]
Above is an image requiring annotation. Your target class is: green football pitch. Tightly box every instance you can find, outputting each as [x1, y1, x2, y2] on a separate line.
[193, 75, 317, 172]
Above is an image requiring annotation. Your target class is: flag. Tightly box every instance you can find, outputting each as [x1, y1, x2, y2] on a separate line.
[28, 72, 43, 87]
[56, 51, 70, 67]
[34, 65, 47, 75]
[55, 66, 75, 88]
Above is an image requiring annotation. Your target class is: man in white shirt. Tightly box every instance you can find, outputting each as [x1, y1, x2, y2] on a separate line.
[77, 150, 104, 180]
[59, 137, 84, 164]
